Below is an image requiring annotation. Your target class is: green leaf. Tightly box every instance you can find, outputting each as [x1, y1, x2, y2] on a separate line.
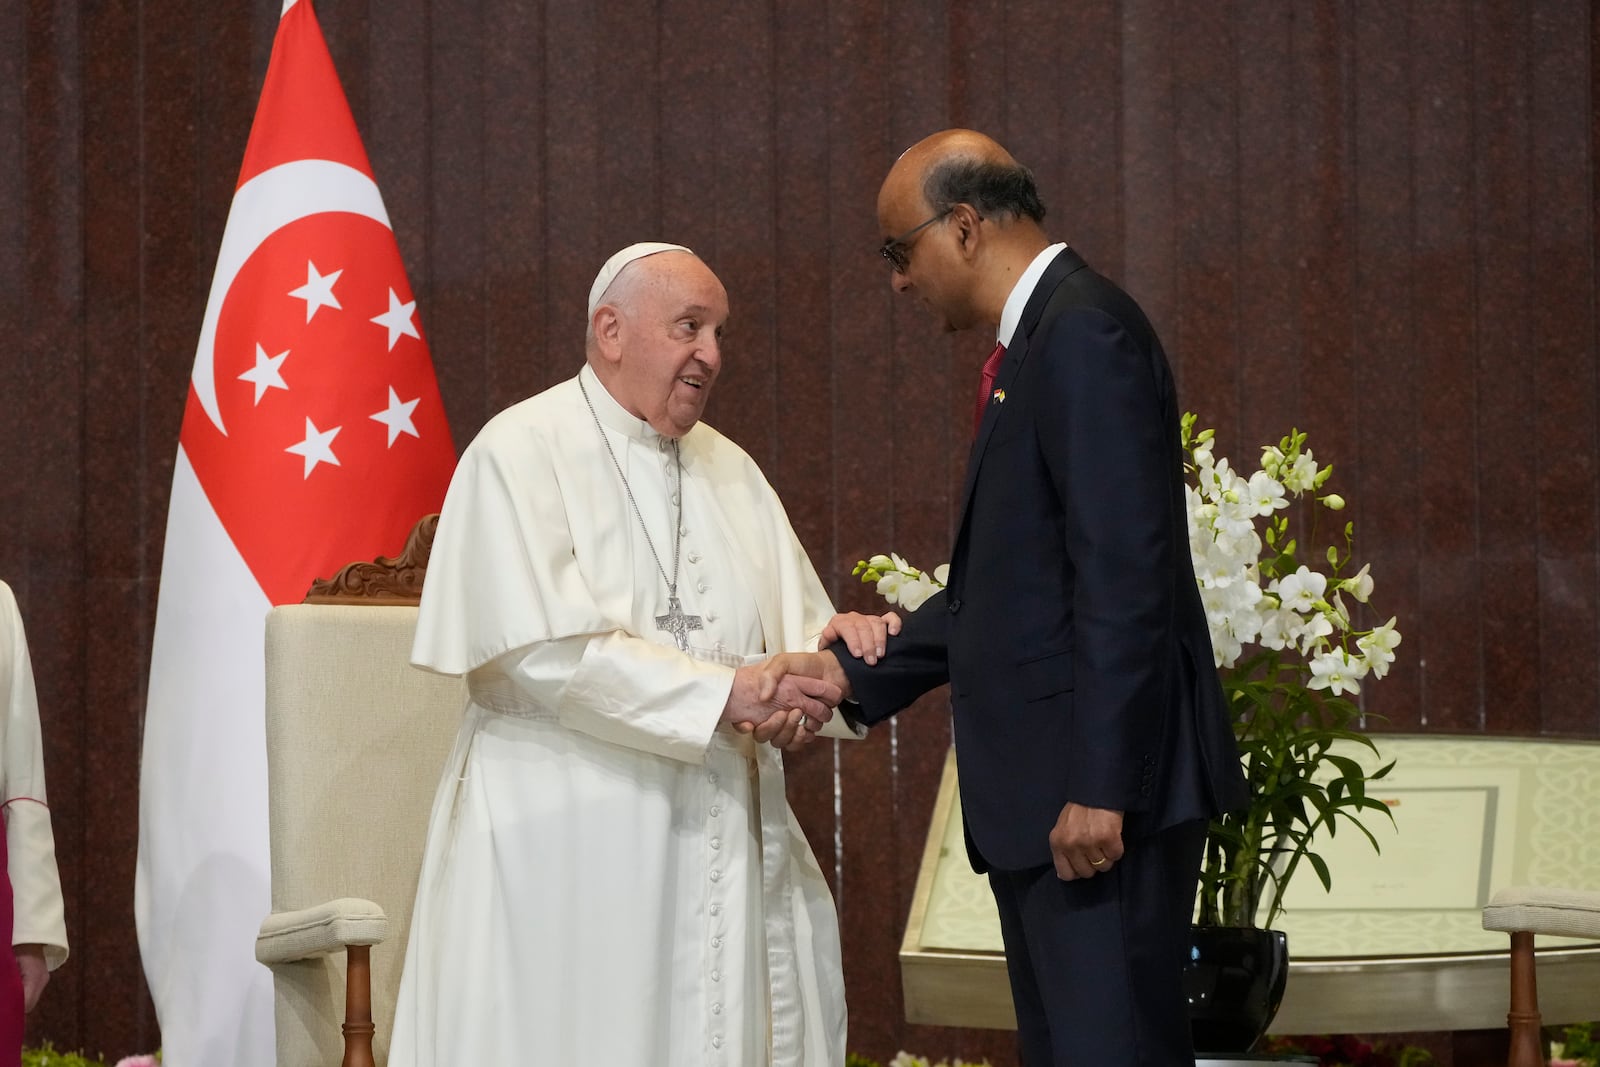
[1306, 849, 1332, 891]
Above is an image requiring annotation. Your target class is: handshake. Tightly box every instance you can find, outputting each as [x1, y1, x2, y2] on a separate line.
[720, 610, 902, 750]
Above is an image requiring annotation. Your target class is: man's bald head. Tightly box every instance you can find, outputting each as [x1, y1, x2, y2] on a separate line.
[876, 129, 1051, 333]
[879, 129, 1046, 229]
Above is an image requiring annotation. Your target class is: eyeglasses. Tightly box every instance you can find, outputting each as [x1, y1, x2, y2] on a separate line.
[879, 209, 953, 273]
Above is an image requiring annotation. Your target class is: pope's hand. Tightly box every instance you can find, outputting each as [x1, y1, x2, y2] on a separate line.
[743, 707, 812, 750]
[724, 653, 840, 751]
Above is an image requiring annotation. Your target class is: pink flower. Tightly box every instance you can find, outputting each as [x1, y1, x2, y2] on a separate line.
[113, 1056, 161, 1067]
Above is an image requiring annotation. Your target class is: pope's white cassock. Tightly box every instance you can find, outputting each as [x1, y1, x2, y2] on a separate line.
[389, 363, 850, 1067]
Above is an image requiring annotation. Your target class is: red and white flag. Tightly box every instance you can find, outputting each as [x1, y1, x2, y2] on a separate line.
[135, 2, 455, 1063]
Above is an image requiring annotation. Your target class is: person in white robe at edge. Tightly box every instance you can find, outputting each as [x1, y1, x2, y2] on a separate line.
[0, 581, 69, 1066]
[390, 243, 899, 1067]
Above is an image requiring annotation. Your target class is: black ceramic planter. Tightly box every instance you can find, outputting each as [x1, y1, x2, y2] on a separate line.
[1184, 926, 1290, 1053]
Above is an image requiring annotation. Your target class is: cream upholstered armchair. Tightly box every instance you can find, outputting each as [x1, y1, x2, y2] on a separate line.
[1482, 885, 1600, 1067]
[255, 518, 465, 1067]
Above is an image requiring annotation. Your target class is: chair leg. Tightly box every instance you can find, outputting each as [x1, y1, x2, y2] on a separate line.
[1506, 931, 1545, 1067]
[341, 944, 377, 1067]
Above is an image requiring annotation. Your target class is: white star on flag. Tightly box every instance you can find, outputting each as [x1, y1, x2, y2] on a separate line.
[369, 386, 421, 446]
[288, 260, 343, 322]
[237, 343, 290, 404]
[284, 416, 342, 477]
[370, 288, 420, 350]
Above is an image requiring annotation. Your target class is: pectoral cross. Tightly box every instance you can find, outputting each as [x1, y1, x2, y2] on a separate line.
[656, 595, 703, 652]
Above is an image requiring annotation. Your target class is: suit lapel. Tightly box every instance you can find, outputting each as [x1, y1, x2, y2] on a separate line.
[954, 247, 1090, 526]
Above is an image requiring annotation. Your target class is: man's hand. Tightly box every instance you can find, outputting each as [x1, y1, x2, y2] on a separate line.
[724, 653, 841, 751]
[819, 611, 902, 666]
[756, 649, 851, 703]
[16, 945, 47, 1012]
[1049, 803, 1125, 881]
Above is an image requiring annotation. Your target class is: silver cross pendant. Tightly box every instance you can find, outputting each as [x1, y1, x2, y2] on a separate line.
[656, 595, 704, 653]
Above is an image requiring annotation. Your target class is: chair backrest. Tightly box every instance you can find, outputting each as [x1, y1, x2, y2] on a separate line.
[263, 601, 464, 1066]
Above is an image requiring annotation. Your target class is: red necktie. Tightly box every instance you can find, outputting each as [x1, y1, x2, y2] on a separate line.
[973, 341, 1006, 437]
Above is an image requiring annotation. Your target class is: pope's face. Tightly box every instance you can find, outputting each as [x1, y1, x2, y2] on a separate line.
[613, 255, 729, 438]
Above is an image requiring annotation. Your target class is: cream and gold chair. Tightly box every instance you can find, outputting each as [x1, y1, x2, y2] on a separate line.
[1483, 885, 1600, 1067]
[254, 519, 465, 1067]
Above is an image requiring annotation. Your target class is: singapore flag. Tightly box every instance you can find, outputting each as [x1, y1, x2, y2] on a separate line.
[134, 2, 455, 1064]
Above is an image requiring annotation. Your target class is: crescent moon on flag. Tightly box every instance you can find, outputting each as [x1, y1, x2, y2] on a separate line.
[191, 159, 390, 435]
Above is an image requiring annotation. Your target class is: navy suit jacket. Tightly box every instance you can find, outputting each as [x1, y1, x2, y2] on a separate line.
[840, 247, 1248, 873]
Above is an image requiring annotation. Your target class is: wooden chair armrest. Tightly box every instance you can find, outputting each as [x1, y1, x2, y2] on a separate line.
[1484, 886, 1600, 940]
[256, 898, 388, 966]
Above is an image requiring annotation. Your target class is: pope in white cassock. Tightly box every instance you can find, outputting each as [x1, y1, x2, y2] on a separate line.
[390, 243, 862, 1066]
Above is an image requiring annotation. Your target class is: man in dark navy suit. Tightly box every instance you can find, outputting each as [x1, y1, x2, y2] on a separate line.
[808, 130, 1248, 1066]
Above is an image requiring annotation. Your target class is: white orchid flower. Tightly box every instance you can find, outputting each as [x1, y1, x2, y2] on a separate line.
[1256, 607, 1297, 651]
[897, 573, 939, 612]
[1357, 616, 1402, 678]
[1245, 471, 1290, 517]
[1273, 566, 1328, 614]
[1281, 452, 1319, 493]
[1308, 649, 1364, 696]
[1208, 625, 1244, 669]
[1342, 563, 1374, 603]
[1295, 610, 1336, 655]
[1214, 499, 1257, 541]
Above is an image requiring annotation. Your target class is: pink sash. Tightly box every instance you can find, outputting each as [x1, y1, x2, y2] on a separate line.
[0, 826, 23, 1066]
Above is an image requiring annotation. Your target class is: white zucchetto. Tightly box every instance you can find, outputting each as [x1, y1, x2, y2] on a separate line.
[586, 242, 695, 319]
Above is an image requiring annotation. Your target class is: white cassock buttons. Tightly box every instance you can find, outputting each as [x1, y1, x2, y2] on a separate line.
[710, 837, 721, 850]
[688, 550, 702, 564]
[696, 580, 708, 593]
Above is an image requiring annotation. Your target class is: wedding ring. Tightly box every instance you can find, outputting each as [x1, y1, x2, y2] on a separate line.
[1089, 856, 1108, 867]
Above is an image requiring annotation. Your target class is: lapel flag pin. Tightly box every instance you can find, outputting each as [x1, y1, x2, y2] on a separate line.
[993, 388, 1006, 403]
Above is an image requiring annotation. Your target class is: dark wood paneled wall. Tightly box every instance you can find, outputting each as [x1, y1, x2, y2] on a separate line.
[2, 1, 1597, 1062]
